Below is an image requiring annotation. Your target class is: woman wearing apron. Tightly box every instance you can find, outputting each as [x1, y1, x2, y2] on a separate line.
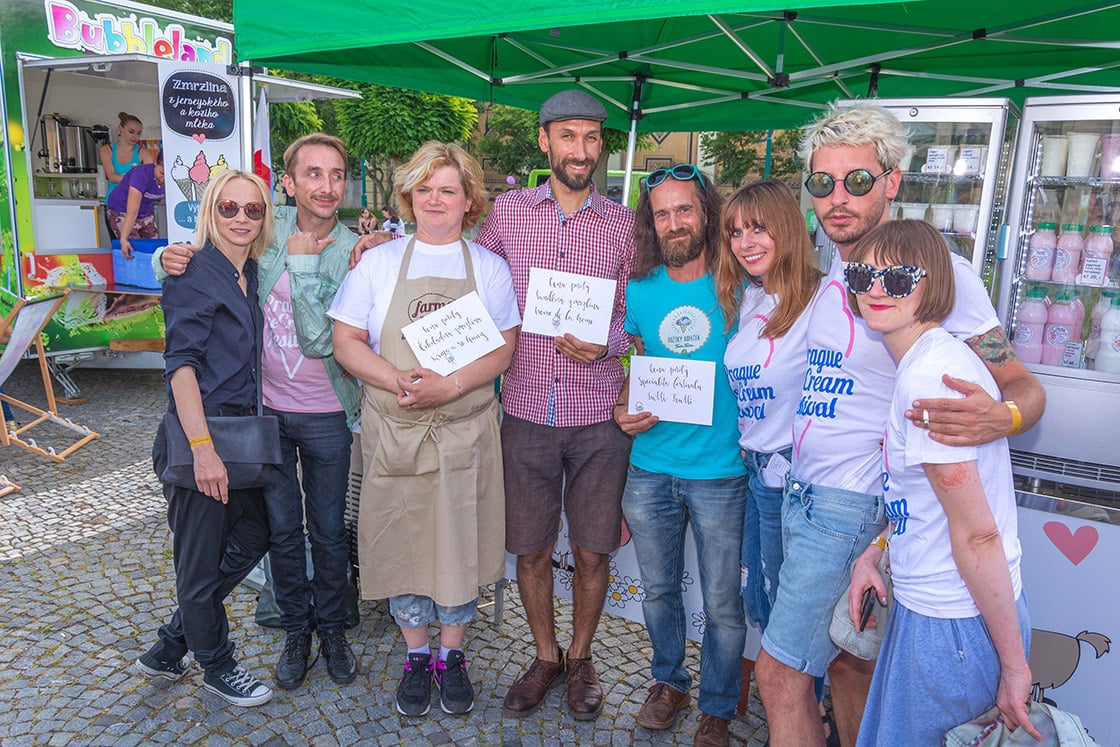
[331, 142, 520, 718]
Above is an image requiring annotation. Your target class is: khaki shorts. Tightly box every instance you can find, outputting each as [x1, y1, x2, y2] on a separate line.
[501, 415, 631, 555]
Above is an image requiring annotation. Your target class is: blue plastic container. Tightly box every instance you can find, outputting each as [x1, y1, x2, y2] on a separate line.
[111, 238, 165, 290]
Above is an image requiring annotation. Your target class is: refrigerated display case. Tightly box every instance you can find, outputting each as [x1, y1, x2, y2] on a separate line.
[840, 98, 1019, 293]
[997, 95, 1119, 747]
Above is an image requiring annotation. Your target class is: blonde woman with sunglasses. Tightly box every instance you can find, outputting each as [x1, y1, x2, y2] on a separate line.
[137, 169, 279, 708]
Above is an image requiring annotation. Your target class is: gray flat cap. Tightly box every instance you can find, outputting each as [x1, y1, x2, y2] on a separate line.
[539, 90, 607, 126]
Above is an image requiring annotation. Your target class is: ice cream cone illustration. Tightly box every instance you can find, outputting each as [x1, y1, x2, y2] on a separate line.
[189, 151, 211, 200]
[209, 154, 228, 181]
[171, 155, 193, 201]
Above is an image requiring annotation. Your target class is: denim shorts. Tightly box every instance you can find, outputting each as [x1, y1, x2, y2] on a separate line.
[857, 593, 1031, 747]
[760, 477, 886, 677]
[388, 594, 478, 628]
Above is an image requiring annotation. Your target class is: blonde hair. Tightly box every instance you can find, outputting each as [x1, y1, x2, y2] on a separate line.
[393, 141, 485, 229]
[799, 103, 910, 173]
[195, 170, 274, 260]
[715, 179, 822, 337]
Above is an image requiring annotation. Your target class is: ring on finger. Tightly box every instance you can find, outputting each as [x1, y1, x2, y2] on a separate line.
[922, 409, 930, 427]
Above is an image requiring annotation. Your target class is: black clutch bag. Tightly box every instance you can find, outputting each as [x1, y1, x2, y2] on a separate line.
[161, 411, 282, 490]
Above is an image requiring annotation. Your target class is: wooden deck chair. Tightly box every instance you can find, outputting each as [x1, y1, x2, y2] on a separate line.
[0, 290, 100, 462]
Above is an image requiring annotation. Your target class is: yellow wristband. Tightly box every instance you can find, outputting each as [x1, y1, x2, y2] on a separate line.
[870, 535, 889, 552]
[1005, 401, 1022, 436]
[188, 434, 212, 448]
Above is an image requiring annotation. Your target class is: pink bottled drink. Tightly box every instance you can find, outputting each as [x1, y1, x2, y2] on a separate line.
[1012, 287, 1049, 364]
[1052, 224, 1084, 284]
[1080, 225, 1114, 286]
[1025, 221, 1058, 281]
[1041, 291, 1077, 366]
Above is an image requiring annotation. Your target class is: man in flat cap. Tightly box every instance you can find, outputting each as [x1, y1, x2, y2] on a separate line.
[475, 89, 636, 720]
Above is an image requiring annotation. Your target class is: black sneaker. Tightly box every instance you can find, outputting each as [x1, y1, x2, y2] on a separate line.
[395, 652, 434, 717]
[202, 666, 273, 707]
[275, 629, 314, 690]
[320, 629, 358, 685]
[135, 651, 190, 681]
[435, 649, 475, 715]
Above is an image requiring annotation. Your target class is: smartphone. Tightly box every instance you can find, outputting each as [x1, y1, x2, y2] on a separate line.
[858, 587, 875, 633]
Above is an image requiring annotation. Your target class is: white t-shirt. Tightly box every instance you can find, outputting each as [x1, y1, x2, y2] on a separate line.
[884, 327, 1023, 618]
[724, 278, 822, 455]
[791, 249, 999, 495]
[327, 237, 521, 352]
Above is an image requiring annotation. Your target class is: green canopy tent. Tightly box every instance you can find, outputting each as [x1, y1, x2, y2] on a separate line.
[234, 0, 1120, 187]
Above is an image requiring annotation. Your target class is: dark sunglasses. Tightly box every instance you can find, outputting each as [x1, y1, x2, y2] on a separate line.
[844, 262, 927, 298]
[644, 163, 706, 190]
[804, 168, 892, 198]
[217, 200, 266, 221]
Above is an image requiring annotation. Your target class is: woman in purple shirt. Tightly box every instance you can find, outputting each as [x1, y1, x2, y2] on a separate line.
[106, 150, 165, 257]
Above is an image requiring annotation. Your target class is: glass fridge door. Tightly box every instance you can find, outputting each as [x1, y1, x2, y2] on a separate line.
[999, 96, 1120, 376]
[844, 98, 1018, 291]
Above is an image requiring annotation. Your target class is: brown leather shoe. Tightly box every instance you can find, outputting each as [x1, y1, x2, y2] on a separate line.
[636, 682, 691, 730]
[502, 647, 564, 717]
[693, 713, 731, 747]
[565, 653, 604, 721]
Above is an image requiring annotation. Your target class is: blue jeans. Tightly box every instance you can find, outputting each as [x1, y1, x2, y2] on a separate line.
[263, 407, 352, 633]
[741, 449, 789, 630]
[622, 465, 747, 720]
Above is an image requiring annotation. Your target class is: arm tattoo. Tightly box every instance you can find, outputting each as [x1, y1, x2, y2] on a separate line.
[934, 463, 970, 490]
[965, 327, 1016, 368]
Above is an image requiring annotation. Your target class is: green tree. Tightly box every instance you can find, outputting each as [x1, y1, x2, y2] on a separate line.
[701, 129, 803, 188]
[267, 102, 323, 174]
[142, 0, 232, 21]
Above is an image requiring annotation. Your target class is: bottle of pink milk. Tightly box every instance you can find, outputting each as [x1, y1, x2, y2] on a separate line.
[1081, 225, 1114, 286]
[1012, 287, 1049, 364]
[1042, 291, 1077, 366]
[1052, 224, 1084, 284]
[1087, 289, 1117, 360]
[1025, 222, 1058, 281]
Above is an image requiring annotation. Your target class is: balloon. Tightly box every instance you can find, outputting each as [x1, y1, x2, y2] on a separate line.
[506, 175, 517, 185]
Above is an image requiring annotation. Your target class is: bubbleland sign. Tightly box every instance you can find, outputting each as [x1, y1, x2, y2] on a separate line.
[161, 71, 235, 141]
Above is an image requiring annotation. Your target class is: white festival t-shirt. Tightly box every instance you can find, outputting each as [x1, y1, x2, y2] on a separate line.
[327, 236, 521, 351]
[791, 249, 998, 495]
[724, 278, 822, 455]
[261, 269, 341, 413]
[884, 327, 1022, 618]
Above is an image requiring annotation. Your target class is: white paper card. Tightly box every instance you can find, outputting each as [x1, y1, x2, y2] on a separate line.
[401, 291, 503, 376]
[521, 268, 616, 345]
[627, 355, 716, 426]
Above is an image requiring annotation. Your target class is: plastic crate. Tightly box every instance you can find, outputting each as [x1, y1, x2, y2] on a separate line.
[111, 238, 165, 290]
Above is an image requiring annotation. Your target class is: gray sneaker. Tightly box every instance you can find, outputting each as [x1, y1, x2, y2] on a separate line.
[202, 666, 273, 707]
[135, 651, 191, 681]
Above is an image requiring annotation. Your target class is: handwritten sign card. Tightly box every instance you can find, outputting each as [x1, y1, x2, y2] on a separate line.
[627, 355, 716, 426]
[401, 291, 503, 376]
[521, 268, 616, 345]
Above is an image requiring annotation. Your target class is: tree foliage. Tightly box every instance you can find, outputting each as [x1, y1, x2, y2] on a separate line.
[335, 86, 478, 162]
[700, 129, 803, 188]
[142, 0, 232, 21]
[267, 102, 323, 173]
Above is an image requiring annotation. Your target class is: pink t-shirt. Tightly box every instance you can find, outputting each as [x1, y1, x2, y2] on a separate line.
[261, 269, 341, 413]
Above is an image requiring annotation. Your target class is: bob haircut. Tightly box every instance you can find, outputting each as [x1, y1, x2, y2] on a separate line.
[283, 133, 349, 175]
[847, 219, 955, 324]
[393, 141, 485, 230]
[195, 169, 275, 261]
[715, 179, 822, 337]
[798, 103, 910, 174]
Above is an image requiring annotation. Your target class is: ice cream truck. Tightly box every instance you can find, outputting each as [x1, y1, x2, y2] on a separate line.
[0, 0, 357, 397]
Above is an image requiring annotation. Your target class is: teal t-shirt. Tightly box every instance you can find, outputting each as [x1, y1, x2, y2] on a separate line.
[624, 266, 744, 480]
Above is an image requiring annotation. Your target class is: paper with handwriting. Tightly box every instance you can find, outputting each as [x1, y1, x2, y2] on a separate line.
[401, 291, 503, 376]
[521, 268, 616, 345]
[627, 355, 715, 426]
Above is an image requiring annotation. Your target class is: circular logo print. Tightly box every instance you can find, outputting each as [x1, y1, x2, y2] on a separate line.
[658, 305, 711, 354]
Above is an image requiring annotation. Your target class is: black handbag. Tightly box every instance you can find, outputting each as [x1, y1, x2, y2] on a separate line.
[160, 359, 281, 490]
[161, 411, 281, 490]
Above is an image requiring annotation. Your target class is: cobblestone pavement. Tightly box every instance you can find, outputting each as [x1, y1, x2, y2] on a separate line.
[1, 366, 770, 745]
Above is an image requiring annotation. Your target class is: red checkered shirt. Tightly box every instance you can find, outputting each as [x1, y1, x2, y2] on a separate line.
[476, 184, 635, 427]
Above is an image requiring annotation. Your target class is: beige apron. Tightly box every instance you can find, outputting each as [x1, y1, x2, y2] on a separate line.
[357, 238, 505, 606]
